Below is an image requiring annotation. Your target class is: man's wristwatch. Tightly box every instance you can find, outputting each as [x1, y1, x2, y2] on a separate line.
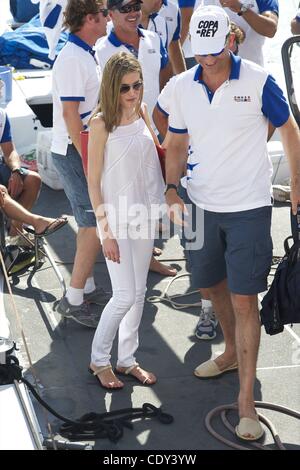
[164, 183, 178, 195]
[237, 3, 249, 15]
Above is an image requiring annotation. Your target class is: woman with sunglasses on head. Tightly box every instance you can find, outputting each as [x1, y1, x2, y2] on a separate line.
[87, 52, 165, 390]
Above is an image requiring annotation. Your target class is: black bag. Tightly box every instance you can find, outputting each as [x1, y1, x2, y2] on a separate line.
[1, 245, 35, 276]
[260, 206, 300, 335]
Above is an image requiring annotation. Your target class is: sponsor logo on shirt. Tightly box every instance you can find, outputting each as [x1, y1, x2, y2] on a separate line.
[148, 49, 156, 54]
[234, 95, 252, 102]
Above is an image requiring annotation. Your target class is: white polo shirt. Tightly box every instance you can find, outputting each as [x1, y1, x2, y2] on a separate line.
[178, 0, 203, 59]
[168, 54, 290, 212]
[159, 0, 182, 46]
[202, 0, 279, 66]
[95, 28, 168, 118]
[157, 74, 177, 116]
[51, 34, 101, 155]
[146, 13, 168, 48]
[0, 108, 12, 143]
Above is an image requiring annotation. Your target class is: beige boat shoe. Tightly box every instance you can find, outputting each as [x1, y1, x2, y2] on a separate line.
[194, 359, 238, 379]
[235, 417, 264, 441]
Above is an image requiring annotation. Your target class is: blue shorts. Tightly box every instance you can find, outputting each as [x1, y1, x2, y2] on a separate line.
[181, 190, 273, 295]
[52, 145, 96, 228]
[0, 162, 29, 187]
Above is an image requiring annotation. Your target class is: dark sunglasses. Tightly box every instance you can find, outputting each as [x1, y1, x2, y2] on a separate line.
[120, 80, 143, 94]
[98, 8, 109, 17]
[199, 47, 225, 58]
[199, 33, 230, 58]
[117, 3, 142, 14]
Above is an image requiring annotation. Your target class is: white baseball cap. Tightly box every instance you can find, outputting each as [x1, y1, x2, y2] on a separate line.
[190, 5, 230, 56]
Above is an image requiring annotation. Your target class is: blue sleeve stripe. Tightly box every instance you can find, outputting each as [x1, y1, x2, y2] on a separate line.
[60, 96, 85, 101]
[160, 38, 169, 69]
[256, 0, 279, 15]
[169, 126, 188, 134]
[178, 0, 196, 8]
[261, 75, 290, 127]
[43, 4, 62, 29]
[80, 110, 92, 120]
[157, 101, 169, 117]
[172, 11, 181, 41]
[0, 115, 12, 143]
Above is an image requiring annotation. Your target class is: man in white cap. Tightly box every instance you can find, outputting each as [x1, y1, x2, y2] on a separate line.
[165, 5, 300, 441]
[180, 0, 278, 67]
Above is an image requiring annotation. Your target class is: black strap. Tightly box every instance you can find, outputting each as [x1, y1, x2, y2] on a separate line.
[290, 205, 300, 244]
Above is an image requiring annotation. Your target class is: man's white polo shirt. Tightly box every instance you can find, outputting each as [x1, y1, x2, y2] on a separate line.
[51, 34, 101, 156]
[202, 0, 279, 66]
[168, 54, 290, 213]
[178, 0, 203, 59]
[159, 0, 182, 47]
[95, 27, 168, 118]
[0, 108, 12, 144]
[146, 13, 168, 48]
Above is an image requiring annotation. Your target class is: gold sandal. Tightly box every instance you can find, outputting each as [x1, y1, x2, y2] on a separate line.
[115, 363, 157, 385]
[88, 364, 124, 390]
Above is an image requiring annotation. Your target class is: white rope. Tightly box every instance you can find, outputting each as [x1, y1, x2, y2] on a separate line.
[146, 273, 202, 309]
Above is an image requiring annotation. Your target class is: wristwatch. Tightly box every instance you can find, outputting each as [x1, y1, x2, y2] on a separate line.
[237, 3, 249, 16]
[164, 183, 178, 195]
[11, 167, 26, 176]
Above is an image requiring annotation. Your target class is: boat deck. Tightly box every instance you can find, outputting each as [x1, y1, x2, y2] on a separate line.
[1, 185, 300, 451]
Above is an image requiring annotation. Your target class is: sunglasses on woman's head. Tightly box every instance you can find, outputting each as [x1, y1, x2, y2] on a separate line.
[120, 81, 143, 94]
[117, 3, 142, 14]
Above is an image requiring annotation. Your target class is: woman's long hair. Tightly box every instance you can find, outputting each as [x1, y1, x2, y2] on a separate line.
[91, 52, 143, 133]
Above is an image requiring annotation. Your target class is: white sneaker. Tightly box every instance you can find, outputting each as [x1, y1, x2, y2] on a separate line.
[272, 185, 290, 202]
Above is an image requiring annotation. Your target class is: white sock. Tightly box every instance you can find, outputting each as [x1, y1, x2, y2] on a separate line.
[202, 299, 212, 310]
[66, 287, 84, 306]
[84, 277, 96, 294]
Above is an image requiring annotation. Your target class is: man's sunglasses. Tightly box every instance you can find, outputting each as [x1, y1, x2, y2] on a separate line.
[199, 47, 225, 58]
[120, 80, 143, 94]
[116, 3, 142, 14]
[98, 8, 109, 17]
[199, 33, 230, 58]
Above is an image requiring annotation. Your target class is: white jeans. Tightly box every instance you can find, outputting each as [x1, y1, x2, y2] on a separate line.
[91, 225, 154, 368]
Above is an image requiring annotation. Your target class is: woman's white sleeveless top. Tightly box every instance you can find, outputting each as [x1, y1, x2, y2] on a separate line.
[101, 117, 165, 229]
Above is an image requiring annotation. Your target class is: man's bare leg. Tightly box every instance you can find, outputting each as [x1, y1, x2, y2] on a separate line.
[9, 172, 42, 236]
[206, 279, 237, 368]
[231, 293, 260, 420]
[1, 188, 60, 234]
[70, 227, 101, 289]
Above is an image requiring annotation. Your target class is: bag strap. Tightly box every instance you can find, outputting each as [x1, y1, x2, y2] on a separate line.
[290, 205, 300, 244]
[139, 104, 161, 147]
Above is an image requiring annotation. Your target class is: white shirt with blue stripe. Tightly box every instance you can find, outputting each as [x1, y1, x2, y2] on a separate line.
[181, 0, 279, 66]
[145, 13, 168, 49]
[168, 54, 290, 212]
[51, 34, 101, 155]
[0, 108, 12, 144]
[159, 0, 182, 46]
[95, 28, 168, 119]
[178, 0, 203, 59]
